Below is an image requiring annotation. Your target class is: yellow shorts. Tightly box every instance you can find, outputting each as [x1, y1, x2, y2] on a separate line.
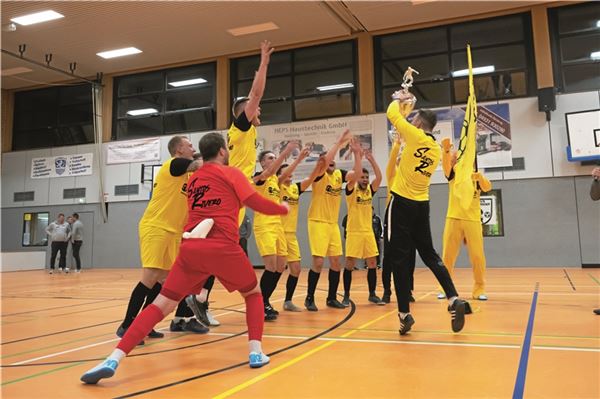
[139, 224, 181, 270]
[254, 223, 288, 257]
[345, 231, 379, 259]
[308, 220, 343, 258]
[285, 232, 301, 263]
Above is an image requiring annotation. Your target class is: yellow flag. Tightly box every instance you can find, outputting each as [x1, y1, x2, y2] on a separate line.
[454, 45, 478, 210]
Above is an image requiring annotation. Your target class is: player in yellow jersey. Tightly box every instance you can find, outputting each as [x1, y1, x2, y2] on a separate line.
[252, 143, 297, 321]
[277, 153, 328, 312]
[228, 40, 274, 224]
[186, 40, 275, 324]
[342, 150, 384, 306]
[117, 136, 208, 342]
[386, 91, 467, 335]
[304, 130, 362, 311]
[439, 138, 491, 301]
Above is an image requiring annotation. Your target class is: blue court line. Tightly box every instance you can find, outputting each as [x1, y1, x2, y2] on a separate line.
[512, 282, 539, 399]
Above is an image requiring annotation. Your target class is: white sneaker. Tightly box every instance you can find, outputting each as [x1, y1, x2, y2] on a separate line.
[49, 269, 54, 274]
[476, 294, 488, 301]
[249, 352, 270, 368]
[75, 269, 81, 273]
[437, 292, 445, 300]
[207, 310, 220, 326]
[65, 268, 70, 274]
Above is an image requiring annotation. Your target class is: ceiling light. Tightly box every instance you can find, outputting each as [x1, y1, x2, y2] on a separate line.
[316, 83, 354, 91]
[452, 65, 495, 77]
[1, 67, 33, 76]
[591, 51, 600, 60]
[227, 22, 279, 37]
[97, 47, 142, 59]
[168, 78, 207, 87]
[127, 108, 158, 116]
[11, 10, 64, 26]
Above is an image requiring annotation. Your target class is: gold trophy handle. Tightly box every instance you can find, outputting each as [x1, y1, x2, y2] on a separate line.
[392, 67, 419, 117]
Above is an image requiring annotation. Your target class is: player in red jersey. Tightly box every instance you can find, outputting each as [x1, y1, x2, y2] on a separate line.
[81, 133, 289, 384]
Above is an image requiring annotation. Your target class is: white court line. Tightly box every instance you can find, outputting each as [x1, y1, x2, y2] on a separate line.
[204, 332, 600, 352]
[8, 293, 304, 366]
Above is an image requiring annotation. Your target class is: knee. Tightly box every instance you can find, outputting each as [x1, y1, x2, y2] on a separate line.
[312, 257, 324, 273]
[241, 283, 261, 298]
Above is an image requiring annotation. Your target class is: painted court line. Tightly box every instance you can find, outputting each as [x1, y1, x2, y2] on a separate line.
[212, 291, 435, 399]
[512, 283, 539, 399]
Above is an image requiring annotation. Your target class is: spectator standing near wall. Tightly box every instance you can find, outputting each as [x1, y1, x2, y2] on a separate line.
[71, 213, 84, 273]
[46, 213, 71, 274]
[590, 167, 600, 316]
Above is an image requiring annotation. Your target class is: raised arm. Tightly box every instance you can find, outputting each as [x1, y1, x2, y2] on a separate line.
[244, 40, 274, 122]
[473, 172, 492, 193]
[386, 93, 423, 145]
[386, 137, 401, 185]
[253, 142, 297, 183]
[365, 150, 383, 192]
[278, 145, 310, 185]
[345, 138, 363, 187]
[441, 138, 454, 179]
[299, 157, 327, 192]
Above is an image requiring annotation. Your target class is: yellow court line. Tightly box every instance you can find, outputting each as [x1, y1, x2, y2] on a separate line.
[213, 291, 435, 399]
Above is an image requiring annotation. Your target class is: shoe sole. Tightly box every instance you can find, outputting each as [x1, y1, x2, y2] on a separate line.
[81, 368, 115, 384]
[451, 301, 466, 333]
[184, 296, 210, 328]
[249, 359, 270, 368]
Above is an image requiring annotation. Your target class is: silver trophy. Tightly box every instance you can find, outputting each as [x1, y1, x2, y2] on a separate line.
[392, 67, 419, 117]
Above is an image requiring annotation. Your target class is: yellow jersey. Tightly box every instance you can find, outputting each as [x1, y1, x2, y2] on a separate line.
[227, 113, 257, 180]
[387, 101, 440, 201]
[446, 171, 492, 222]
[140, 158, 189, 233]
[346, 184, 375, 233]
[308, 169, 347, 224]
[253, 174, 282, 226]
[280, 182, 302, 233]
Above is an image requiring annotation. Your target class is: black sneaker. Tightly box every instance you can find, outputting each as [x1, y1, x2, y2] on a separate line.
[170, 320, 184, 332]
[183, 319, 210, 334]
[264, 304, 278, 321]
[398, 313, 415, 335]
[116, 324, 144, 345]
[381, 294, 391, 304]
[368, 294, 382, 304]
[326, 299, 345, 309]
[464, 301, 473, 315]
[594, 309, 600, 315]
[304, 297, 318, 312]
[448, 299, 466, 333]
[341, 295, 350, 307]
[147, 329, 164, 338]
[409, 293, 415, 302]
[185, 295, 210, 328]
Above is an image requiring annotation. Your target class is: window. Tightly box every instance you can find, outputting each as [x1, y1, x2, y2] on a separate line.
[13, 84, 94, 151]
[113, 63, 216, 139]
[22, 212, 49, 247]
[374, 13, 535, 111]
[231, 40, 357, 124]
[549, 3, 600, 93]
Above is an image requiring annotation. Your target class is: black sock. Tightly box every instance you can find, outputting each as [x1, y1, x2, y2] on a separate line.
[270, 271, 282, 301]
[142, 283, 162, 310]
[175, 298, 194, 318]
[343, 269, 352, 297]
[367, 268, 377, 295]
[122, 282, 151, 329]
[307, 269, 320, 299]
[203, 276, 215, 303]
[286, 275, 298, 301]
[260, 270, 276, 304]
[328, 269, 340, 301]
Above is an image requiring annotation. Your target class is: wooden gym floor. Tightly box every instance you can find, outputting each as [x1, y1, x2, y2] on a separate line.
[1, 267, 599, 398]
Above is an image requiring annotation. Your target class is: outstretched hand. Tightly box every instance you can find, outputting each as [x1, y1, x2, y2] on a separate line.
[260, 40, 274, 63]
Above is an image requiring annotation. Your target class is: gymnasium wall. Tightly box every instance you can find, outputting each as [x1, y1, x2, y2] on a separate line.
[2, 91, 599, 270]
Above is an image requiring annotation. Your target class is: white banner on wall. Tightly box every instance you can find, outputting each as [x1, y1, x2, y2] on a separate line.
[107, 138, 160, 164]
[259, 116, 377, 181]
[31, 153, 93, 179]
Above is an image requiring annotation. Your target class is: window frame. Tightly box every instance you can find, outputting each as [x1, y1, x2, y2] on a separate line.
[112, 62, 217, 140]
[548, 3, 600, 94]
[374, 13, 536, 111]
[230, 39, 358, 125]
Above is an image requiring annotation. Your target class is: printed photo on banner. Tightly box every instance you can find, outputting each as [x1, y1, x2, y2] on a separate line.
[260, 117, 375, 182]
[387, 103, 512, 169]
[481, 189, 504, 237]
